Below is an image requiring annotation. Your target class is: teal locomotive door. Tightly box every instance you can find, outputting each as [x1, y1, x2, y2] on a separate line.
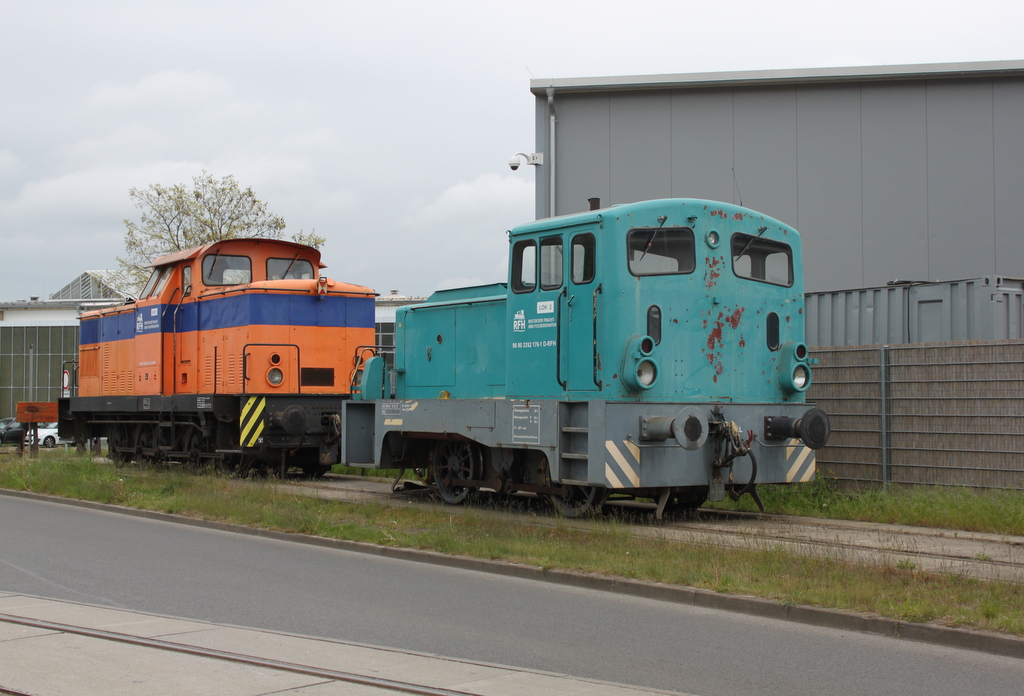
[507, 234, 560, 397]
[563, 230, 600, 393]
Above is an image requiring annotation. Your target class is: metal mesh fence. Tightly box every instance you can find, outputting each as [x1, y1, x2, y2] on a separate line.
[807, 340, 1024, 489]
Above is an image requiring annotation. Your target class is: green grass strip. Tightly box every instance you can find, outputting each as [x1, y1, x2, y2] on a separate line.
[3, 450, 1023, 637]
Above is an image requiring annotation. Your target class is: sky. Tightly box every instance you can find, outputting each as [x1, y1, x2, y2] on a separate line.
[2, 0, 1022, 301]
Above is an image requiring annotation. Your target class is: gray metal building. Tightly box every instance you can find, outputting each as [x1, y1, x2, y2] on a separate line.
[529, 60, 1024, 294]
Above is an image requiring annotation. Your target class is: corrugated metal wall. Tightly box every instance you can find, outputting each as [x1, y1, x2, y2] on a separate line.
[806, 277, 1024, 347]
[536, 74, 1024, 294]
[808, 340, 1024, 489]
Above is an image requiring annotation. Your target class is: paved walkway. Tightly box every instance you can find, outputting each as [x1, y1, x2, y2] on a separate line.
[0, 593, 687, 696]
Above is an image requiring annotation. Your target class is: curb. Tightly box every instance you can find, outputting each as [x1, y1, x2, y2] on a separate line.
[4, 487, 1022, 660]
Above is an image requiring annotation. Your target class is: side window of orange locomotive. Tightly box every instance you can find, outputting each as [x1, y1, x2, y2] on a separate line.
[571, 233, 595, 284]
[182, 266, 192, 296]
[539, 237, 563, 291]
[267, 257, 314, 280]
[202, 254, 252, 285]
[139, 268, 161, 298]
[139, 267, 171, 299]
[511, 240, 536, 293]
[153, 267, 173, 296]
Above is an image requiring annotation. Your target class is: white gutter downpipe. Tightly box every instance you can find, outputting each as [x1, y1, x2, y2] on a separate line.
[547, 87, 556, 218]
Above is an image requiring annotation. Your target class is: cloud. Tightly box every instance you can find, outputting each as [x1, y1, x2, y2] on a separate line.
[4, 0, 1024, 305]
[397, 172, 534, 234]
[323, 173, 533, 297]
[86, 70, 232, 112]
[0, 151, 21, 178]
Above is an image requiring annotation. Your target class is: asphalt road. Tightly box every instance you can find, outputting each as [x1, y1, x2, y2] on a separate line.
[0, 494, 1020, 696]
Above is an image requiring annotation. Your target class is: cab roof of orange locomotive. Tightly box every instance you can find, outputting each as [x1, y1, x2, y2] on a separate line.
[81, 238, 375, 319]
[151, 237, 376, 294]
[150, 238, 327, 270]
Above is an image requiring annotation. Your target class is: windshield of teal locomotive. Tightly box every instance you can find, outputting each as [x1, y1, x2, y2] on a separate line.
[627, 228, 696, 276]
[731, 235, 792, 286]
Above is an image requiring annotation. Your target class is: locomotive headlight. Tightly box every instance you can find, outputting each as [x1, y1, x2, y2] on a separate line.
[621, 335, 659, 392]
[777, 342, 811, 394]
[637, 359, 658, 386]
[792, 365, 810, 390]
[267, 367, 284, 386]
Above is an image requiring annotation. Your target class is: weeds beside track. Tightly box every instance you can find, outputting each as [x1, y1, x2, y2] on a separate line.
[3, 450, 1024, 638]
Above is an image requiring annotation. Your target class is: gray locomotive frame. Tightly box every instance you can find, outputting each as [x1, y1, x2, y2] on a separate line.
[340, 397, 817, 498]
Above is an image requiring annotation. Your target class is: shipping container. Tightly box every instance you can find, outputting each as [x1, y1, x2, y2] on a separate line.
[805, 277, 1024, 346]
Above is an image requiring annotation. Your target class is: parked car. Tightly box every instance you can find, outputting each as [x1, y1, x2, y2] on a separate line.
[1, 422, 69, 448]
[0, 422, 26, 445]
[28, 423, 68, 448]
[0, 417, 16, 437]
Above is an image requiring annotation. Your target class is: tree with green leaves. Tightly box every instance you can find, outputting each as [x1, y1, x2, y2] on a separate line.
[114, 172, 325, 294]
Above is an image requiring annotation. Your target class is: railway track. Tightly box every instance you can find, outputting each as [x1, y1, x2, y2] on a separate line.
[0, 593, 678, 696]
[280, 474, 1024, 583]
[0, 613, 497, 696]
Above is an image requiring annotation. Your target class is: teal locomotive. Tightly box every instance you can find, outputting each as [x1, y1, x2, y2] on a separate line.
[348, 198, 829, 516]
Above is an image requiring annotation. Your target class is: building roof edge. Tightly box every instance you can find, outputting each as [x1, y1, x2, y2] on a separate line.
[530, 59, 1024, 94]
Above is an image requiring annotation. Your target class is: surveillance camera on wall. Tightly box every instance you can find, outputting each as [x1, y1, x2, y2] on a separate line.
[508, 152, 543, 171]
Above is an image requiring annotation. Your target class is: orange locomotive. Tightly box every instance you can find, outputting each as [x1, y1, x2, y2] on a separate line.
[62, 238, 375, 475]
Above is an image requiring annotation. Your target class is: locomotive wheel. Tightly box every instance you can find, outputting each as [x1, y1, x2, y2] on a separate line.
[108, 425, 132, 464]
[550, 485, 607, 518]
[182, 429, 204, 469]
[432, 441, 480, 505]
[135, 426, 156, 462]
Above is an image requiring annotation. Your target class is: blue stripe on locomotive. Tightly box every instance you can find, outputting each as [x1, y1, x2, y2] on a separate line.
[80, 293, 375, 345]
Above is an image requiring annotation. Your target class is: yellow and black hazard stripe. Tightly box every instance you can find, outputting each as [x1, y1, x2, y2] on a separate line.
[239, 396, 267, 448]
[604, 439, 641, 488]
[784, 443, 816, 482]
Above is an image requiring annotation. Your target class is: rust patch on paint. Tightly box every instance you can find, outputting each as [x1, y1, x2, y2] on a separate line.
[707, 312, 724, 352]
[704, 307, 745, 379]
[705, 256, 722, 289]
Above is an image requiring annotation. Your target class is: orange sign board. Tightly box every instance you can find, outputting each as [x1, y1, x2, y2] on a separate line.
[16, 402, 59, 423]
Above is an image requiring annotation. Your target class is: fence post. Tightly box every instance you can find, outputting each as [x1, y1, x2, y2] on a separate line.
[879, 345, 890, 488]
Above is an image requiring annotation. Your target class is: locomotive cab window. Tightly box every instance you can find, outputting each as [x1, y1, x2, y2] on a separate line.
[153, 267, 173, 296]
[627, 227, 695, 276]
[732, 234, 793, 286]
[539, 236, 563, 290]
[571, 233, 595, 284]
[268, 257, 314, 280]
[511, 239, 537, 293]
[140, 266, 173, 299]
[202, 253, 252, 286]
[139, 268, 163, 298]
